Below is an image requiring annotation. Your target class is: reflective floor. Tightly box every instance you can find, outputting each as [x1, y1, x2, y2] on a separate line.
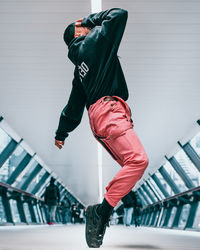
[0, 224, 200, 250]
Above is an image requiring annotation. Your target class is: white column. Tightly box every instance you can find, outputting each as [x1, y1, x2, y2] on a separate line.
[91, 0, 103, 203]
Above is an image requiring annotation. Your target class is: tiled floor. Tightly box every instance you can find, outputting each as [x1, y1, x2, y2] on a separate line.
[0, 224, 199, 250]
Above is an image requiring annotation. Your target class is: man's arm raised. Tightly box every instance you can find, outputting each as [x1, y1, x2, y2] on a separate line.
[81, 8, 128, 52]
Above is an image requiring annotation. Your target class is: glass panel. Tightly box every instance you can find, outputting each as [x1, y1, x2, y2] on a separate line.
[155, 171, 174, 196]
[33, 205, 41, 223]
[41, 206, 47, 223]
[154, 211, 161, 227]
[190, 132, 200, 157]
[13, 160, 38, 188]
[148, 178, 165, 200]
[163, 161, 187, 192]
[192, 202, 200, 230]
[0, 196, 7, 223]
[27, 168, 46, 193]
[23, 203, 32, 223]
[0, 145, 27, 183]
[167, 207, 177, 228]
[174, 149, 200, 187]
[9, 199, 21, 223]
[140, 186, 152, 204]
[159, 208, 167, 227]
[36, 176, 51, 197]
[137, 189, 148, 206]
[0, 127, 11, 154]
[156, 208, 164, 227]
[178, 204, 191, 229]
[143, 182, 158, 202]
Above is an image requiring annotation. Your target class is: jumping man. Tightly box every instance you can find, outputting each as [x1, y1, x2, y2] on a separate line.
[55, 8, 149, 248]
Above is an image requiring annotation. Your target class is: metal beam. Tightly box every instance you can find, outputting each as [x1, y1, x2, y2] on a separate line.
[1, 189, 13, 223]
[167, 156, 195, 189]
[28, 201, 37, 223]
[154, 210, 162, 227]
[159, 166, 180, 194]
[141, 184, 156, 203]
[7, 153, 33, 185]
[185, 202, 199, 229]
[172, 205, 183, 228]
[16, 195, 27, 223]
[0, 139, 21, 168]
[152, 174, 169, 197]
[146, 180, 161, 201]
[21, 164, 42, 191]
[149, 210, 157, 226]
[162, 206, 173, 227]
[178, 141, 200, 172]
[32, 172, 50, 195]
[137, 188, 149, 206]
[140, 186, 151, 205]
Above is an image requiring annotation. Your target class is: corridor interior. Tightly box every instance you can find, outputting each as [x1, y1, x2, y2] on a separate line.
[0, 225, 200, 250]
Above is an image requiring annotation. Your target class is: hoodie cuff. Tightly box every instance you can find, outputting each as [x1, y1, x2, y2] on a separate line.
[55, 132, 69, 141]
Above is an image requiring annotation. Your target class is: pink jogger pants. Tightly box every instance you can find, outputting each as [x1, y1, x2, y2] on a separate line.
[88, 96, 149, 207]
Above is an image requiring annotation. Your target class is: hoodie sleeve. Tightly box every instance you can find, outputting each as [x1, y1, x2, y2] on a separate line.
[81, 8, 128, 53]
[55, 71, 86, 141]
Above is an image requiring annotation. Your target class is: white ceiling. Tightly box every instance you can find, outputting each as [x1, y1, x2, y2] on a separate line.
[0, 0, 200, 206]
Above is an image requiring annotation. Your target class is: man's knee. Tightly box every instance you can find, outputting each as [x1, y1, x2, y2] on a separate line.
[142, 154, 149, 169]
[128, 152, 149, 170]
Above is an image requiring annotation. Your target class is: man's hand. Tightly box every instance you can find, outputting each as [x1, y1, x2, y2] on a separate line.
[75, 19, 83, 27]
[75, 18, 91, 38]
[55, 140, 65, 149]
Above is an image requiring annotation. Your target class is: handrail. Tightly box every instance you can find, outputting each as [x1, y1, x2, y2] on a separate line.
[141, 185, 200, 210]
[0, 181, 43, 201]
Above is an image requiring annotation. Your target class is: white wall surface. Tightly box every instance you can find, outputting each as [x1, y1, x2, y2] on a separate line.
[0, 0, 200, 205]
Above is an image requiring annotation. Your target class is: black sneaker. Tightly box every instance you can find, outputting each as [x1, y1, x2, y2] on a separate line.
[85, 204, 108, 248]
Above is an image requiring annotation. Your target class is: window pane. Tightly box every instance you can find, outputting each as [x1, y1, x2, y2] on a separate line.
[174, 149, 200, 186]
[163, 161, 187, 192]
[143, 182, 158, 202]
[148, 178, 165, 200]
[137, 190, 148, 206]
[159, 208, 167, 227]
[140, 186, 152, 204]
[0, 128, 11, 154]
[190, 132, 200, 157]
[23, 203, 32, 223]
[27, 168, 46, 194]
[167, 207, 177, 228]
[192, 202, 200, 230]
[33, 205, 41, 223]
[36, 176, 51, 197]
[155, 171, 174, 196]
[0, 145, 27, 183]
[41, 206, 47, 223]
[0, 196, 7, 224]
[9, 199, 21, 223]
[178, 204, 191, 229]
[13, 160, 38, 189]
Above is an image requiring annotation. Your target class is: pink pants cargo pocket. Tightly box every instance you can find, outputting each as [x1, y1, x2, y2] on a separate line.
[89, 98, 133, 140]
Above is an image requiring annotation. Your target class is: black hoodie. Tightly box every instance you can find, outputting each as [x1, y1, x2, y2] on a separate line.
[55, 8, 129, 141]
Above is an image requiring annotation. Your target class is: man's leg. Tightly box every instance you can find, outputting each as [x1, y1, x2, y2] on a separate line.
[102, 128, 148, 207]
[49, 206, 53, 223]
[86, 97, 148, 247]
[52, 205, 57, 223]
